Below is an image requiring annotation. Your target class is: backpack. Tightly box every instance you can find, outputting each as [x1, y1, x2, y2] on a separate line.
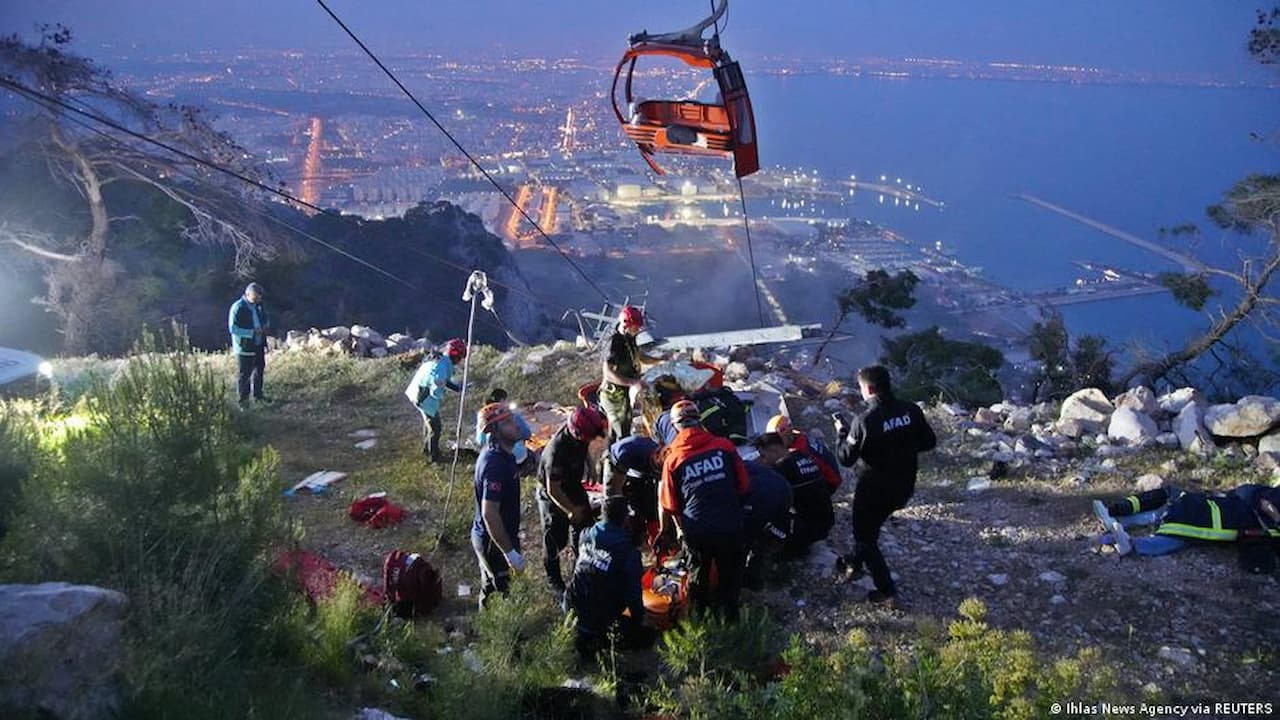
[382, 550, 443, 618]
[690, 386, 748, 443]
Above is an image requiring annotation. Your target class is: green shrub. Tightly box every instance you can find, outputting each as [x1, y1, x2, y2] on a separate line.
[0, 332, 320, 719]
[0, 402, 38, 540]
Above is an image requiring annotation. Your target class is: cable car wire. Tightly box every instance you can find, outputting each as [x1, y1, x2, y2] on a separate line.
[314, 0, 614, 305]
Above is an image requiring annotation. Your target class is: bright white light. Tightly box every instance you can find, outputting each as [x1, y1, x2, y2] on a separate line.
[38, 361, 53, 378]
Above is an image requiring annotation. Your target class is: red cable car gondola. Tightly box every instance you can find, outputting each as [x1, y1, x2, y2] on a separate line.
[611, 0, 759, 178]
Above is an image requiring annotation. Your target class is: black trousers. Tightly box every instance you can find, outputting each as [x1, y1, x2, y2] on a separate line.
[471, 531, 510, 609]
[421, 412, 442, 461]
[538, 493, 588, 587]
[237, 346, 265, 401]
[684, 530, 745, 622]
[849, 487, 909, 595]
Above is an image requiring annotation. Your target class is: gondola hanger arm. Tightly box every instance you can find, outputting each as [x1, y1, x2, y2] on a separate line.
[629, 0, 727, 48]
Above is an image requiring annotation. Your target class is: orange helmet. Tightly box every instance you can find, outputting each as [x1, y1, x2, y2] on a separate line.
[766, 414, 792, 436]
[445, 338, 467, 360]
[478, 402, 512, 431]
[619, 305, 644, 330]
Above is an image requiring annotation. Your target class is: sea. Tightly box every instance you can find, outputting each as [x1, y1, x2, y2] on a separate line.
[747, 74, 1278, 354]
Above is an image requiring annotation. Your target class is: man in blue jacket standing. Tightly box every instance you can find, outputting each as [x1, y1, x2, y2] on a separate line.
[406, 338, 467, 463]
[228, 282, 270, 406]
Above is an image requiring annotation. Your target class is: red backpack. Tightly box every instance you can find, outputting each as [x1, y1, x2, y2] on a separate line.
[382, 550, 443, 618]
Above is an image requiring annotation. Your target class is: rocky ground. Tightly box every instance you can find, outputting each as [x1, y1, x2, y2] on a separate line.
[248, 341, 1280, 713]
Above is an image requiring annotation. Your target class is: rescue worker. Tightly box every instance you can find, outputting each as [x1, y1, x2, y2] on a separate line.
[659, 399, 750, 620]
[475, 388, 534, 475]
[405, 339, 466, 463]
[767, 414, 842, 491]
[608, 434, 662, 534]
[835, 365, 937, 606]
[563, 495, 652, 658]
[600, 305, 661, 448]
[741, 458, 793, 590]
[1092, 484, 1280, 571]
[228, 282, 271, 406]
[538, 406, 608, 594]
[753, 431, 834, 558]
[471, 402, 525, 608]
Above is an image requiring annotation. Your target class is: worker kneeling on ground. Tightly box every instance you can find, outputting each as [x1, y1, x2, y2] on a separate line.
[659, 399, 750, 621]
[740, 457, 793, 590]
[564, 495, 656, 659]
[753, 431, 833, 559]
[608, 435, 662, 540]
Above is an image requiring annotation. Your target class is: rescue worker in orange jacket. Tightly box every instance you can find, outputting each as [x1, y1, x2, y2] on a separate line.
[659, 399, 750, 621]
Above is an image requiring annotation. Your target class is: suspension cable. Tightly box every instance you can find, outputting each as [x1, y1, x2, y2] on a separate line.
[736, 175, 766, 327]
[314, 0, 614, 305]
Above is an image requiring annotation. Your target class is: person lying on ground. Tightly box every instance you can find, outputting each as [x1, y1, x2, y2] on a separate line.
[1092, 483, 1280, 572]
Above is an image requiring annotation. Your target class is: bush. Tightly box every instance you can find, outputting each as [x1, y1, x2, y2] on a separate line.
[0, 332, 319, 718]
[645, 599, 1119, 720]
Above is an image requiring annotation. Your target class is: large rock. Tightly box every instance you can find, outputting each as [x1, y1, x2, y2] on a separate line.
[0, 583, 127, 720]
[1003, 407, 1034, 433]
[1204, 396, 1280, 438]
[1257, 430, 1280, 455]
[1174, 403, 1213, 453]
[1108, 407, 1159, 446]
[1113, 386, 1157, 416]
[350, 325, 385, 346]
[1059, 388, 1114, 425]
[1157, 388, 1205, 416]
[321, 325, 352, 342]
[1054, 418, 1095, 439]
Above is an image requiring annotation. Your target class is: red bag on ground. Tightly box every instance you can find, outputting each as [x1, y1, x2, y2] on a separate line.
[273, 549, 384, 606]
[348, 493, 406, 528]
[382, 549, 443, 618]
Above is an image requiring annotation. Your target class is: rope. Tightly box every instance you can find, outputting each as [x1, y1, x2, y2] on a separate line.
[737, 175, 766, 327]
[432, 284, 480, 555]
[314, 0, 614, 305]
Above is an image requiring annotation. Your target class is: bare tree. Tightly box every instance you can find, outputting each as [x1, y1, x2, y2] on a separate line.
[0, 26, 281, 353]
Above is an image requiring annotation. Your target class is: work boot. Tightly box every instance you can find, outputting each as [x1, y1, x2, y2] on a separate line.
[866, 589, 896, 607]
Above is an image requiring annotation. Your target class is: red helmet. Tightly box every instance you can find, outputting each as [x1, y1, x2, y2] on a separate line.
[445, 338, 467, 360]
[671, 399, 701, 429]
[568, 406, 607, 441]
[619, 305, 644, 330]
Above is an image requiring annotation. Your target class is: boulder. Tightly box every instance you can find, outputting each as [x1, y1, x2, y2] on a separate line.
[1059, 388, 1114, 425]
[1155, 432, 1180, 449]
[1108, 407, 1159, 446]
[1203, 396, 1280, 438]
[1135, 474, 1165, 492]
[1054, 418, 1094, 439]
[1258, 430, 1280, 455]
[1174, 403, 1213, 453]
[285, 330, 308, 348]
[1156, 387, 1204, 416]
[1003, 408, 1034, 433]
[0, 583, 127, 720]
[321, 326, 352, 342]
[370, 347, 388, 359]
[520, 362, 540, 376]
[350, 325, 385, 346]
[1113, 386, 1157, 416]
[974, 407, 1000, 426]
[1256, 451, 1280, 475]
[724, 361, 749, 382]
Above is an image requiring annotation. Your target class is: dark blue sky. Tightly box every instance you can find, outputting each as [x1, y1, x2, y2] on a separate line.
[0, 1, 1268, 78]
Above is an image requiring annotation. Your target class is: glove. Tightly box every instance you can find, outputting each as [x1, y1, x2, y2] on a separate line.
[504, 549, 525, 572]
